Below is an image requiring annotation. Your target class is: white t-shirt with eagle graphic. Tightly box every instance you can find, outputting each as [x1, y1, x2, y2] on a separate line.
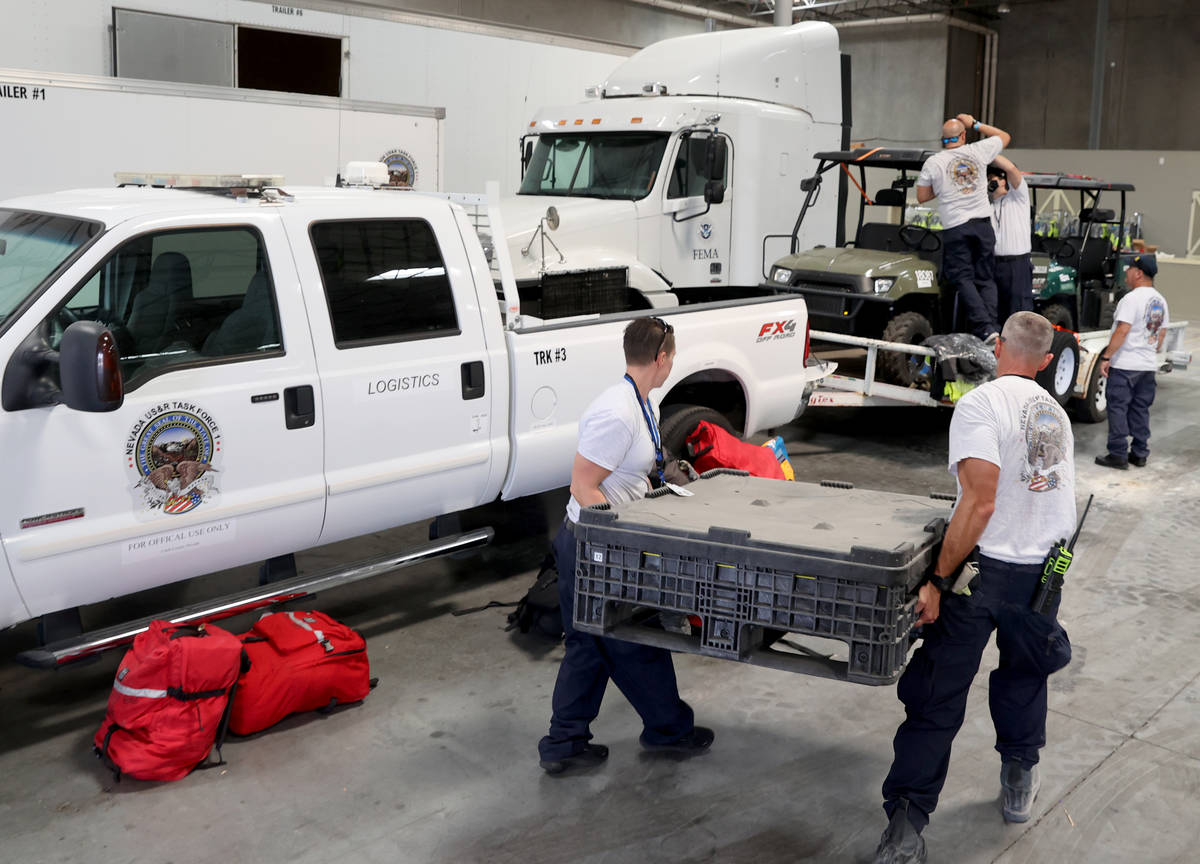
[1111, 284, 1169, 372]
[947, 375, 1076, 564]
[918, 136, 1006, 230]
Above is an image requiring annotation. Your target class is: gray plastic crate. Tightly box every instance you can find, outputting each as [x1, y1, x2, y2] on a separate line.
[573, 473, 948, 685]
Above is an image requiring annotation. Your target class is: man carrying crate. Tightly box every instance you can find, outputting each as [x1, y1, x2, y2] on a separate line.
[536, 317, 715, 775]
[873, 311, 1076, 864]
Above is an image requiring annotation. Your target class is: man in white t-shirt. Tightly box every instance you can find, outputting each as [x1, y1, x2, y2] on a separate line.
[988, 154, 1034, 323]
[873, 312, 1075, 864]
[1095, 254, 1169, 469]
[538, 316, 714, 775]
[917, 113, 1012, 340]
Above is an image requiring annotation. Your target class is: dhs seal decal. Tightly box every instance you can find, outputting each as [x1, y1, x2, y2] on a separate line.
[126, 402, 221, 516]
[380, 148, 418, 187]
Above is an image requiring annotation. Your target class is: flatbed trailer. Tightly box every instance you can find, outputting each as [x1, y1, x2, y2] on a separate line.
[805, 323, 1190, 418]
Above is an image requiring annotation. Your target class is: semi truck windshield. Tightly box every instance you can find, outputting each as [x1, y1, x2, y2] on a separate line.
[518, 132, 669, 201]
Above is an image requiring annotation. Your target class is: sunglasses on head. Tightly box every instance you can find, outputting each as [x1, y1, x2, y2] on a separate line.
[650, 316, 674, 359]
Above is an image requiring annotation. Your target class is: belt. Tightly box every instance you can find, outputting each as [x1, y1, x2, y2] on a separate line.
[995, 253, 1031, 261]
[979, 554, 1043, 574]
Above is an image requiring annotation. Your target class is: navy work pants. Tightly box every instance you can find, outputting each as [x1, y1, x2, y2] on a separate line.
[994, 253, 1034, 325]
[942, 217, 999, 339]
[538, 521, 694, 761]
[1106, 368, 1157, 461]
[881, 556, 1071, 830]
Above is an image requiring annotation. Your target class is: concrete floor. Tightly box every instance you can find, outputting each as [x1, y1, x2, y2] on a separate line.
[3, 343, 1200, 864]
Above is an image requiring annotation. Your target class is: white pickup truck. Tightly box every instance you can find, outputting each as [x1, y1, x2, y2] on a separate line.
[0, 176, 820, 661]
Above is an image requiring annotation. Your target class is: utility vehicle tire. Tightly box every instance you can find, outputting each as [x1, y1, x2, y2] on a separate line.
[1071, 355, 1107, 423]
[1035, 329, 1080, 406]
[659, 404, 736, 461]
[1040, 303, 1074, 331]
[879, 312, 934, 387]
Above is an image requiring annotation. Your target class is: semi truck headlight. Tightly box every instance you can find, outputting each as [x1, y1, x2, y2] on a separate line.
[873, 278, 894, 294]
[771, 266, 794, 284]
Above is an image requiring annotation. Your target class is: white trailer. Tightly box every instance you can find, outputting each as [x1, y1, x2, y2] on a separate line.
[0, 68, 444, 199]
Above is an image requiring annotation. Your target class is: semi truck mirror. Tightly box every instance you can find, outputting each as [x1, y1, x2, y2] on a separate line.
[60, 321, 123, 412]
[521, 139, 534, 177]
[704, 180, 725, 205]
[704, 136, 727, 181]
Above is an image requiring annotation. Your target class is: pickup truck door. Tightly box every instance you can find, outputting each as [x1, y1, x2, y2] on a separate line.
[285, 200, 499, 545]
[660, 132, 732, 288]
[0, 212, 326, 624]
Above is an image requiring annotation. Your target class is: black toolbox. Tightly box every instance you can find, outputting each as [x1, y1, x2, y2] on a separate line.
[573, 473, 948, 685]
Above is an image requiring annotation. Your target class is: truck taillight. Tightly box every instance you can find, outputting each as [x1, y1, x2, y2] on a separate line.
[803, 318, 811, 361]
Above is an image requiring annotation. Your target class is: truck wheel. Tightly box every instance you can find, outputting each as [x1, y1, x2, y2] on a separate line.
[879, 312, 933, 387]
[659, 404, 735, 461]
[1035, 329, 1080, 406]
[1071, 356, 1107, 422]
[1041, 303, 1074, 331]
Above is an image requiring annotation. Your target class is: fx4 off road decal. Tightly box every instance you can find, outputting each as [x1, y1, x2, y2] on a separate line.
[757, 320, 797, 343]
[126, 402, 222, 516]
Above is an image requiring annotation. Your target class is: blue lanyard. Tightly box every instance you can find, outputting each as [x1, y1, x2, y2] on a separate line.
[624, 374, 666, 484]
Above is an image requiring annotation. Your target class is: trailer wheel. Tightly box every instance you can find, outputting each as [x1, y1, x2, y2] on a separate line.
[879, 312, 933, 387]
[1071, 356, 1107, 422]
[659, 404, 736, 460]
[1035, 329, 1080, 406]
[1040, 303, 1074, 331]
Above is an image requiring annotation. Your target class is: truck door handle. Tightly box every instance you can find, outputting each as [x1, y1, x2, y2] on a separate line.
[284, 385, 315, 429]
[461, 361, 485, 400]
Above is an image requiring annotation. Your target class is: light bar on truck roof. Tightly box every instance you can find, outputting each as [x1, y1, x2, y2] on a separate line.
[114, 171, 286, 189]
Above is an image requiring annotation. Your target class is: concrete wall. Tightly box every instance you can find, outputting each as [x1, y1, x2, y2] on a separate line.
[838, 22, 950, 148]
[994, 0, 1200, 150]
[1006, 148, 1200, 257]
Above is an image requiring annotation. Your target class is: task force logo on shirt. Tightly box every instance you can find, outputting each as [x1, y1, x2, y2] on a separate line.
[1146, 298, 1166, 335]
[1020, 396, 1068, 492]
[949, 157, 981, 195]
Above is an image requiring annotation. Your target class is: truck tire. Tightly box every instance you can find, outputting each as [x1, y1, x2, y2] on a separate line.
[879, 312, 933, 387]
[1035, 329, 1080, 406]
[1040, 303, 1074, 331]
[659, 404, 735, 461]
[1071, 356, 1107, 423]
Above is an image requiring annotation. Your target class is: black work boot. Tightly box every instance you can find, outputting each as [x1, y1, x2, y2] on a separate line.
[873, 798, 927, 864]
[539, 743, 609, 776]
[1001, 762, 1041, 823]
[1094, 453, 1129, 470]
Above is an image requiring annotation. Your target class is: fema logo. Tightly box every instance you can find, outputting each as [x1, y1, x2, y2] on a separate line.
[380, 148, 418, 188]
[125, 403, 221, 517]
[699, 223, 713, 240]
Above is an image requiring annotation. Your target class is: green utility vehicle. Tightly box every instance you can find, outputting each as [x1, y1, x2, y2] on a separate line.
[765, 149, 1133, 403]
[1023, 173, 1137, 332]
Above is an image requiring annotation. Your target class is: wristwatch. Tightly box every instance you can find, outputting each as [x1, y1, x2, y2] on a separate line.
[928, 573, 954, 593]
[973, 121, 981, 131]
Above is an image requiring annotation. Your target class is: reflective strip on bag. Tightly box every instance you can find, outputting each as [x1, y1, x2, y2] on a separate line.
[112, 680, 168, 698]
[287, 611, 333, 652]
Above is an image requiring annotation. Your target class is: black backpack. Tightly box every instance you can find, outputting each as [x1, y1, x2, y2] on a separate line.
[453, 553, 563, 640]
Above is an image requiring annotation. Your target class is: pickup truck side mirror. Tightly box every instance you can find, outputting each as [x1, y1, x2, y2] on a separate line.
[704, 179, 725, 205]
[60, 321, 124, 412]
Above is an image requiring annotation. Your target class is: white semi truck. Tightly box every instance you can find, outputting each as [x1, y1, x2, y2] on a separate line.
[502, 21, 849, 315]
[0, 176, 821, 664]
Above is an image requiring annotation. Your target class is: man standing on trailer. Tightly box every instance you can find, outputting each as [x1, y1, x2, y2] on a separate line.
[989, 154, 1034, 322]
[1094, 254, 1169, 469]
[916, 113, 1012, 341]
[872, 311, 1075, 864]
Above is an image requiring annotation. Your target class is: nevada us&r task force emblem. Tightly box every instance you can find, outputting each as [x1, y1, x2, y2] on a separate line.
[126, 402, 221, 516]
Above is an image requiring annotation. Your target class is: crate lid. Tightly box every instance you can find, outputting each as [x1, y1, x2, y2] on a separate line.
[578, 474, 947, 567]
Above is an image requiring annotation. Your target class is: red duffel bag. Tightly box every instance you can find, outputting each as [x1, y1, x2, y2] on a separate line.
[685, 420, 786, 480]
[94, 621, 243, 781]
[229, 610, 372, 736]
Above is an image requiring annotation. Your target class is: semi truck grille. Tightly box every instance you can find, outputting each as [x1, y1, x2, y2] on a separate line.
[541, 267, 635, 318]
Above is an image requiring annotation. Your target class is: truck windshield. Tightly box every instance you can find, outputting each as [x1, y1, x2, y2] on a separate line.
[0, 210, 101, 329]
[518, 132, 669, 200]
